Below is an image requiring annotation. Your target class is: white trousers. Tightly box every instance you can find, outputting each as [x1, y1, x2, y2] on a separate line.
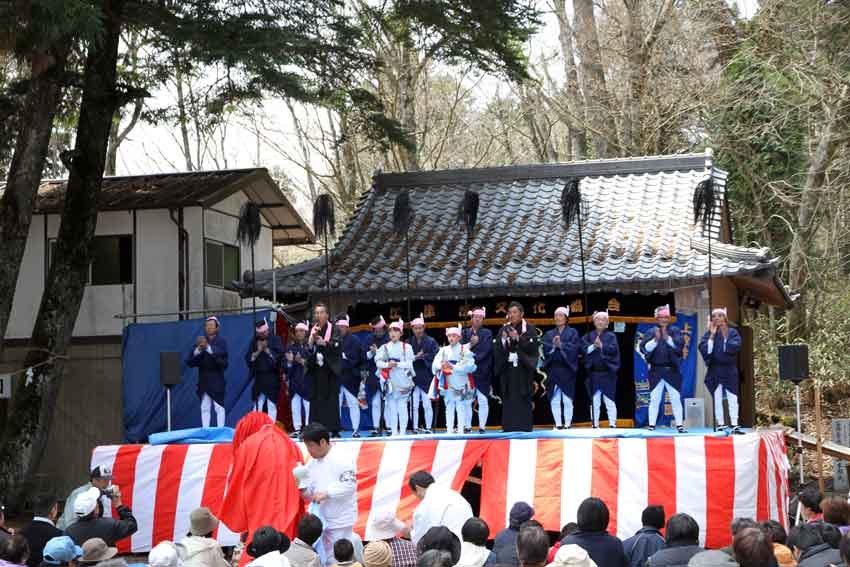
[443, 390, 467, 433]
[370, 392, 382, 430]
[713, 384, 739, 426]
[201, 394, 225, 428]
[550, 386, 574, 428]
[339, 388, 361, 432]
[322, 527, 353, 567]
[412, 386, 433, 430]
[291, 394, 310, 431]
[464, 389, 489, 431]
[648, 379, 683, 426]
[385, 394, 410, 436]
[592, 390, 617, 428]
[254, 393, 277, 423]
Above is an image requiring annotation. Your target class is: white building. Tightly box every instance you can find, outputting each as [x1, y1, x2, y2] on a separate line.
[4, 167, 313, 339]
[0, 168, 312, 494]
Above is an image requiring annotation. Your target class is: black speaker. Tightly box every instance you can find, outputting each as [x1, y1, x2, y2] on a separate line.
[778, 344, 809, 383]
[160, 351, 182, 386]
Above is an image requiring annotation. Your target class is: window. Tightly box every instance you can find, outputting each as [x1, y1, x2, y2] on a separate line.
[205, 240, 240, 288]
[48, 235, 134, 285]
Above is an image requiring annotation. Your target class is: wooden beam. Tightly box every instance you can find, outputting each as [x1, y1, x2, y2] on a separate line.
[785, 429, 850, 461]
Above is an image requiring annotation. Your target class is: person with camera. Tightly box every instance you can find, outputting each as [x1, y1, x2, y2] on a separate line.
[186, 315, 229, 428]
[58, 467, 113, 531]
[65, 484, 138, 547]
[247, 319, 285, 423]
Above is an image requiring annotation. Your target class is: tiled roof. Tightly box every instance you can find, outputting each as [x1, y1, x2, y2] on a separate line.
[249, 151, 789, 304]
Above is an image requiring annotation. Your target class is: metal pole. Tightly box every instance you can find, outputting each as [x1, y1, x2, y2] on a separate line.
[167, 387, 172, 432]
[796, 384, 805, 485]
[272, 266, 277, 305]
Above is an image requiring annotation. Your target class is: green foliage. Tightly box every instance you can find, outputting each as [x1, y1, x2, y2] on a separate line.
[1, 0, 102, 56]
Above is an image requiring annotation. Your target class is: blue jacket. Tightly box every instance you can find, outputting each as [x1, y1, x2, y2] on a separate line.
[562, 531, 627, 567]
[285, 341, 310, 398]
[639, 325, 684, 390]
[364, 332, 390, 397]
[582, 330, 620, 399]
[408, 333, 439, 391]
[246, 335, 284, 401]
[339, 333, 365, 396]
[698, 327, 741, 395]
[462, 326, 494, 393]
[623, 528, 665, 567]
[186, 335, 228, 404]
[487, 527, 520, 567]
[542, 325, 581, 398]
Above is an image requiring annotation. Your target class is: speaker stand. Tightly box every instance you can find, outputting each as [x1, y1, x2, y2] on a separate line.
[166, 386, 173, 432]
[796, 383, 804, 485]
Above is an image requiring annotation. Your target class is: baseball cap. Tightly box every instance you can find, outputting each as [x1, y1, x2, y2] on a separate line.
[43, 537, 84, 565]
[74, 486, 102, 517]
[90, 466, 113, 480]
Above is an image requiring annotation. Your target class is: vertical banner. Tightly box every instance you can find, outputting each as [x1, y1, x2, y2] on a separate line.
[633, 313, 697, 427]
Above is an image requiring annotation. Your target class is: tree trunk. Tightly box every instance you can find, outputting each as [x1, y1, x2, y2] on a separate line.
[572, 0, 620, 158]
[173, 52, 194, 171]
[787, 84, 850, 339]
[0, 50, 67, 356]
[0, 0, 125, 503]
[553, 0, 587, 160]
[105, 96, 143, 176]
[398, 39, 420, 171]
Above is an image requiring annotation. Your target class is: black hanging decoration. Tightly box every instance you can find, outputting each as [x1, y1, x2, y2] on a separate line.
[237, 202, 263, 321]
[393, 190, 414, 320]
[560, 177, 581, 228]
[313, 194, 336, 295]
[457, 190, 480, 291]
[393, 189, 412, 236]
[693, 177, 717, 309]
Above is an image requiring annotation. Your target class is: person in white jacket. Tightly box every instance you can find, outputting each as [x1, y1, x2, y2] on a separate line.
[298, 423, 357, 565]
[456, 518, 494, 567]
[177, 508, 230, 567]
[374, 319, 415, 436]
[407, 471, 472, 545]
[431, 328, 477, 434]
[246, 526, 293, 567]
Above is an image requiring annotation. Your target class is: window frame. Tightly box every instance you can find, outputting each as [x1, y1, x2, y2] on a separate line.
[204, 238, 241, 290]
[47, 234, 135, 286]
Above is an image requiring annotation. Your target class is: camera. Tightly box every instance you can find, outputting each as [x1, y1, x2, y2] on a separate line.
[102, 487, 117, 499]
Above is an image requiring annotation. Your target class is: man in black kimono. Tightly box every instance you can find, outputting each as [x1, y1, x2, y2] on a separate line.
[306, 302, 343, 436]
[493, 301, 539, 432]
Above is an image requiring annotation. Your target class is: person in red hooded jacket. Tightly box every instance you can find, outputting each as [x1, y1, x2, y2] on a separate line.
[219, 412, 305, 567]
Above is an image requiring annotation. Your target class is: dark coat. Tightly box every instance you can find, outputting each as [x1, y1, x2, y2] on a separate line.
[646, 544, 703, 567]
[340, 333, 365, 396]
[18, 519, 62, 567]
[562, 531, 627, 567]
[622, 527, 665, 567]
[409, 333, 439, 391]
[489, 527, 520, 566]
[306, 323, 343, 432]
[493, 321, 539, 432]
[796, 543, 842, 567]
[65, 505, 138, 546]
[186, 335, 229, 405]
[246, 335, 284, 402]
[364, 333, 390, 398]
[462, 326, 494, 393]
[698, 328, 742, 395]
[542, 325, 581, 399]
[639, 325, 685, 391]
[582, 330, 620, 399]
[284, 342, 310, 399]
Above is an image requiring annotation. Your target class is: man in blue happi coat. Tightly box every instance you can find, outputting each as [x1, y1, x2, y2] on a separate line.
[542, 306, 581, 429]
[639, 304, 687, 432]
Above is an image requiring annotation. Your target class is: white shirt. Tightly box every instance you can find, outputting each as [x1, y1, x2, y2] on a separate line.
[303, 445, 357, 529]
[411, 484, 473, 545]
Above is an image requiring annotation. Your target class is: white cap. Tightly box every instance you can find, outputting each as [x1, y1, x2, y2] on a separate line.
[368, 511, 406, 540]
[148, 542, 182, 567]
[74, 486, 101, 517]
